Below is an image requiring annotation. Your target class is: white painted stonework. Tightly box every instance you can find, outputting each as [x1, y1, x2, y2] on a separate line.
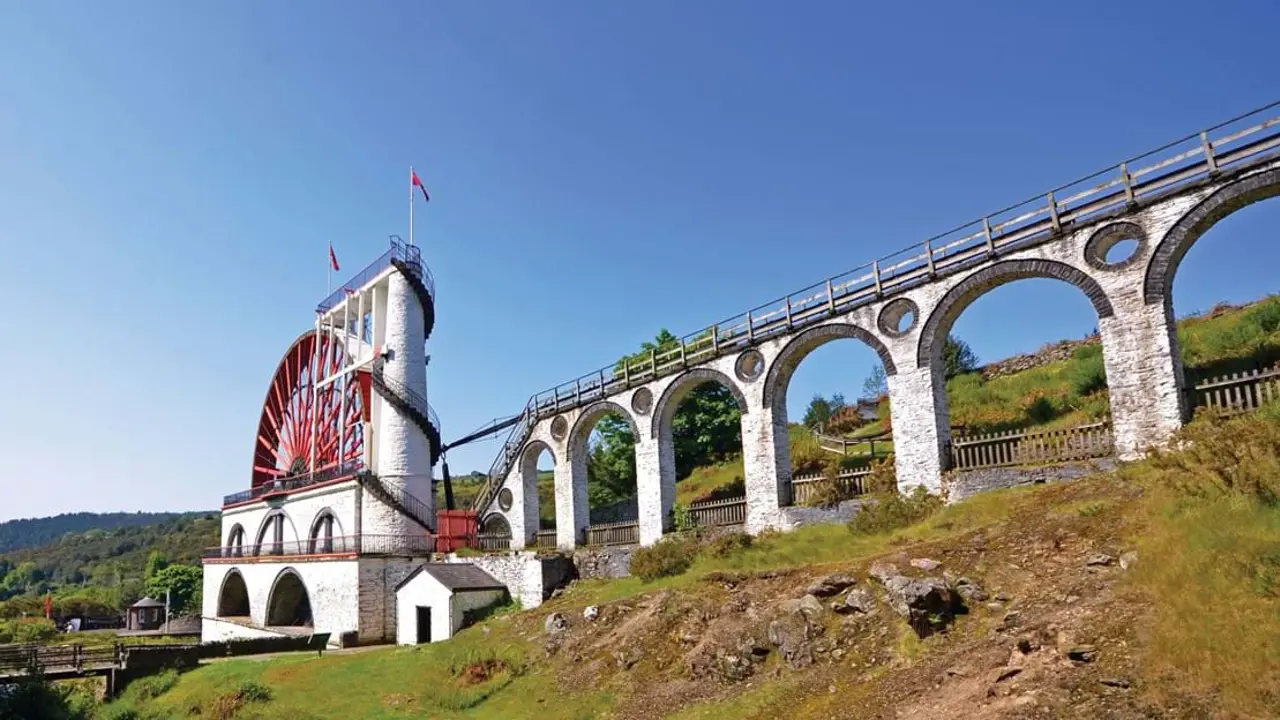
[395, 572, 504, 645]
[479, 156, 1280, 549]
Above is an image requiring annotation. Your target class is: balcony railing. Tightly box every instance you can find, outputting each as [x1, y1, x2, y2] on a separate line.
[316, 238, 433, 314]
[223, 461, 364, 507]
[202, 533, 437, 560]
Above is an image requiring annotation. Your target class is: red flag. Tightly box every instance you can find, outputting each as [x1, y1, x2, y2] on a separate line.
[45, 594, 52, 619]
[329, 243, 340, 272]
[411, 170, 430, 202]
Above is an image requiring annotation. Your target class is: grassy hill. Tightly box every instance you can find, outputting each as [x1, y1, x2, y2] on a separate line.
[86, 405, 1280, 719]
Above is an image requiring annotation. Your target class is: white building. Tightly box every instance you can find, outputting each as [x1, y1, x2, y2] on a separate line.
[201, 239, 444, 646]
[394, 564, 507, 645]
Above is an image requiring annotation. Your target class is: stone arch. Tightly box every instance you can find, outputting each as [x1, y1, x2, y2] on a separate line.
[651, 368, 748, 440]
[216, 569, 250, 618]
[567, 401, 639, 455]
[225, 523, 245, 549]
[1144, 167, 1280, 305]
[917, 259, 1114, 368]
[520, 439, 555, 531]
[253, 510, 297, 555]
[480, 513, 511, 536]
[308, 508, 342, 553]
[761, 322, 896, 417]
[265, 567, 313, 627]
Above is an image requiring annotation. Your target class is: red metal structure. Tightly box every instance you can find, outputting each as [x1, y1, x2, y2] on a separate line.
[251, 331, 369, 488]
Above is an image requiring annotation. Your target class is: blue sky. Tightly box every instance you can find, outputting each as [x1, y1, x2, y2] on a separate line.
[1, 1, 1278, 520]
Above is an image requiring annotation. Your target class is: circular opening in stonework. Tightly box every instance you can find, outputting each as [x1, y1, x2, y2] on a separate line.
[735, 350, 765, 382]
[878, 298, 919, 337]
[1085, 222, 1146, 270]
[497, 488, 513, 512]
[631, 387, 653, 415]
[550, 416, 568, 440]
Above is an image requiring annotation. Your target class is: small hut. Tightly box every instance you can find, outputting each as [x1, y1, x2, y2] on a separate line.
[127, 597, 166, 631]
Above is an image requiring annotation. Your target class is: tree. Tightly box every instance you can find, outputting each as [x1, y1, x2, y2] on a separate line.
[586, 413, 638, 508]
[144, 551, 170, 582]
[144, 564, 202, 616]
[943, 334, 978, 379]
[802, 395, 833, 431]
[861, 365, 888, 399]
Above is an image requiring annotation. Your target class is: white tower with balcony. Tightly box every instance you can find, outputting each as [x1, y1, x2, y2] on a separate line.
[201, 238, 443, 647]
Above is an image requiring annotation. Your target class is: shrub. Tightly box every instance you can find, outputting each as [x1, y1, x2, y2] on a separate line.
[1069, 350, 1108, 396]
[2, 617, 58, 644]
[1022, 391, 1057, 424]
[237, 681, 273, 703]
[864, 457, 898, 495]
[848, 486, 943, 536]
[631, 536, 697, 582]
[703, 532, 753, 558]
[1134, 406, 1280, 504]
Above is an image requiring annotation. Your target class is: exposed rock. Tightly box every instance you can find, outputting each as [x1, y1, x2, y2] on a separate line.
[992, 666, 1023, 683]
[834, 588, 877, 615]
[868, 562, 900, 583]
[767, 599, 824, 668]
[1119, 551, 1139, 570]
[1067, 644, 1098, 662]
[583, 605, 600, 621]
[685, 636, 764, 683]
[807, 573, 857, 597]
[953, 577, 989, 602]
[910, 558, 942, 571]
[1086, 552, 1115, 567]
[881, 575, 960, 637]
[1101, 677, 1132, 689]
[998, 611, 1021, 632]
[544, 613, 569, 636]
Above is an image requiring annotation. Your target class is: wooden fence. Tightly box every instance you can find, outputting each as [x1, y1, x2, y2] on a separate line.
[0, 643, 122, 676]
[585, 520, 640, 547]
[1190, 365, 1280, 414]
[534, 530, 558, 549]
[475, 533, 512, 551]
[815, 432, 891, 458]
[687, 496, 747, 528]
[790, 467, 873, 505]
[950, 420, 1113, 470]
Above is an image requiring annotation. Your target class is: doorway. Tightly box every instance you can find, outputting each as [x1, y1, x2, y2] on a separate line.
[416, 606, 432, 644]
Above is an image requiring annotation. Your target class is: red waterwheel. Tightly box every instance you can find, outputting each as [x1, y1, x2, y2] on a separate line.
[251, 331, 368, 488]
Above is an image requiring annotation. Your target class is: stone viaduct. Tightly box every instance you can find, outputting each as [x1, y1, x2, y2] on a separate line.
[475, 104, 1280, 551]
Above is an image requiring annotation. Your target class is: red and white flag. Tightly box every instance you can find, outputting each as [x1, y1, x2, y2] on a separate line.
[411, 170, 430, 202]
[329, 242, 340, 272]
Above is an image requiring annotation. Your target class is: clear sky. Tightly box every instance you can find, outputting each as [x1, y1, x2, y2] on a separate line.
[1, 1, 1278, 520]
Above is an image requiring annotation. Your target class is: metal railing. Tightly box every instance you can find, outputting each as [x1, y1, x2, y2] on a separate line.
[686, 496, 747, 528]
[223, 461, 364, 507]
[1190, 365, 1280, 414]
[317, 237, 433, 314]
[371, 357, 441, 442]
[481, 100, 1280, 506]
[950, 421, 1114, 471]
[357, 474, 437, 532]
[202, 533, 437, 560]
[790, 467, 873, 505]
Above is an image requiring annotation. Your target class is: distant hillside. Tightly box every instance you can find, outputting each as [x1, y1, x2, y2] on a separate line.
[0, 511, 210, 554]
[0, 514, 219, 612]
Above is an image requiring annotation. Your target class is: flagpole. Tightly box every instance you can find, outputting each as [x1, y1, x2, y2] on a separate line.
[409, 165, 415, 247]
[327, 243, 333, 294]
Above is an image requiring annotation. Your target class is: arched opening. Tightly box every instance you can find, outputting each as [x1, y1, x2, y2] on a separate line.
[1148, 171, 1280, 397]
[566, 402, 640, 537]
[266, 568, 313, 628]
[520, 440, 557, 545]
[226, 524, 245, 558]
[308, 510, 340, 554]
[480, 513, 511, 537]
[254, 512, 288, 556]
[917, 260, 1116, 468]
[217, 570, 250, 618]
[652, 369, 748, 508]
[762, 322, 895, 505]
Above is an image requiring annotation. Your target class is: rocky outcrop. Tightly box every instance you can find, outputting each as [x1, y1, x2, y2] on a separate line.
[767, 595, 825, 668]
[979, 335, 1100, 380]
[871, 567, 965, 637]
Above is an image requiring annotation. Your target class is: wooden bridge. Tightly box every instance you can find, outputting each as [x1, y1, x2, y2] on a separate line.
[0, 642, 199, 696]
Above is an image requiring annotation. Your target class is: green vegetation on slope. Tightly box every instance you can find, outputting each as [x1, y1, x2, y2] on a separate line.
[0, 512, 209, 555]
[91, 404, 1280, 720]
